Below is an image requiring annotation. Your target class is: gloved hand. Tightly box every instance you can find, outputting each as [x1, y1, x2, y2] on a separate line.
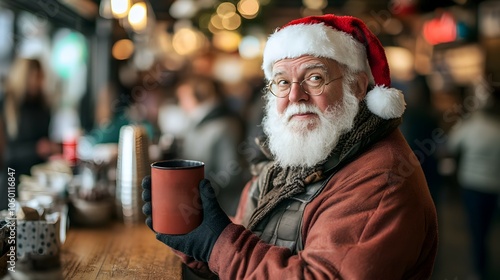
[141, 176, 231, 263]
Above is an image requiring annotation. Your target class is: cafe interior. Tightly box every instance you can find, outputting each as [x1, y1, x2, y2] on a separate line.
[0, 0, 499, 279]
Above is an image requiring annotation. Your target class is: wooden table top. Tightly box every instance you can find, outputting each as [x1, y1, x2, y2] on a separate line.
[2, 222, 182, 280]
[61, 222, 182, 279]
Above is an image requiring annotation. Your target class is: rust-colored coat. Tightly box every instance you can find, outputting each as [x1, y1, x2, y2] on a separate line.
[204, 130, 438, 279]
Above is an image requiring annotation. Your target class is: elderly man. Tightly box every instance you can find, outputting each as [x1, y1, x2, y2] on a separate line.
[142, 14, 438, 279]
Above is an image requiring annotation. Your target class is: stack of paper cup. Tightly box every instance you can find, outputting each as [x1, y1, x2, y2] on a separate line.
[116, 125, 150, 225]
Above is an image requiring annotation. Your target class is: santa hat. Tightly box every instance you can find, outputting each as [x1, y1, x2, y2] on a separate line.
[262, 14, 405, 119]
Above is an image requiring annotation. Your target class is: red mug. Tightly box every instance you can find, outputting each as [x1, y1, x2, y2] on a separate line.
[151, 160, 204, 234]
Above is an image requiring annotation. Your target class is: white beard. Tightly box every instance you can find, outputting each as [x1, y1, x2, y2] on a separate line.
[262, 83, 360, 168]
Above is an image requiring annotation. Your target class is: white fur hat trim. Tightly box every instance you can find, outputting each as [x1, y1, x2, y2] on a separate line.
[262, 23, 373, 82]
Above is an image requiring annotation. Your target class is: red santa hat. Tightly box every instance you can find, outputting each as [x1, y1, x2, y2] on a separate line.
[262, 14, 406, 119]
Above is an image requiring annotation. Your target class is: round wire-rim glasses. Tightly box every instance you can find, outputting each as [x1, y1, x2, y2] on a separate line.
[266, 75, 343, 98]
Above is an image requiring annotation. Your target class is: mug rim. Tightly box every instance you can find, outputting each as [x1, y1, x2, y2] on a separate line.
[151, 159, 205, 170]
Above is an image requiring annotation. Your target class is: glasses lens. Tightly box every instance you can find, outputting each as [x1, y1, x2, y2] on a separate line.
[270, 82, 289, 97]
[302, 78, 324, 96]
[269, 76, 330, 97]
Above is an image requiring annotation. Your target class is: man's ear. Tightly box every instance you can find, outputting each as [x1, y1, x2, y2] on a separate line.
[352, 71, 369, 101]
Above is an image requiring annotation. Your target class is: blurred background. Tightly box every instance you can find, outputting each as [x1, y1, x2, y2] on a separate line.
[0, 0, 499, 279]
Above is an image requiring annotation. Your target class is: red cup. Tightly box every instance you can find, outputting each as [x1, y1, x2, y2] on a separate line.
[151, 160, 204, 234]
[63, 136, 78, 166]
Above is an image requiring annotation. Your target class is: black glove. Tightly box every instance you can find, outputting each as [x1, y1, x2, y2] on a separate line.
[141, 176, 231, 263]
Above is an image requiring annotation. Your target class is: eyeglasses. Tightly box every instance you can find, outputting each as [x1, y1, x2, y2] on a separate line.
[266, 75, 343, 98]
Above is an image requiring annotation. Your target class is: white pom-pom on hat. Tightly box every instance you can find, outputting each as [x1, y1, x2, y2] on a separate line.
[366, 85, 406, 119]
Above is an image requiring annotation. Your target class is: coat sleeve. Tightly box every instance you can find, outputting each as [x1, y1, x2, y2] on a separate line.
[208, 167, 437, 280]
[175, 179, 255, 278]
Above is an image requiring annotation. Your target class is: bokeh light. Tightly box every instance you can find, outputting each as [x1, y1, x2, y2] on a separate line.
[238, 35, 261, 59]
[112, 39, 134, 60]
[172, 27, 207, 55]
[128, 2, 147, 32]
[213, 30, 241, 52]
[111, 0, 130, 18]
[238, 0, 260, 19]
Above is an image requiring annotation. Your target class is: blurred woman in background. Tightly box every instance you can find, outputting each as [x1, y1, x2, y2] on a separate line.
[0, 57, 59, 210]
[448, 84, 500, 280]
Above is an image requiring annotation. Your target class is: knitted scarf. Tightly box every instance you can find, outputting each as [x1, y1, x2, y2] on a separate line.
[246, 101, 401, 230]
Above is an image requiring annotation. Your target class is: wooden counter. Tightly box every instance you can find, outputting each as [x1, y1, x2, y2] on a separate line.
[2, 222, 182, 280]
[61, 222, 182, 279]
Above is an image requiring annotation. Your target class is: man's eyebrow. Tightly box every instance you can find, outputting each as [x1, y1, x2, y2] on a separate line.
[272, 63, 328, 78]
[301, 63, 328, 72]
[272, 70, 285, 78]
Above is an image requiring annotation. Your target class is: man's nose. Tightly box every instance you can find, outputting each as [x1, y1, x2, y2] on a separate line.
[288, 82, 309, 102]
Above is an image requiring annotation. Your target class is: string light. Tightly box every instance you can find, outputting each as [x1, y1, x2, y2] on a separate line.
[111, 0, 130, 19]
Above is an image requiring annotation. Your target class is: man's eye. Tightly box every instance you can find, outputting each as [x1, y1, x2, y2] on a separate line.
[277, 80, 289, 86]
[306, 75, 324, 87]
[308, 75, 323, 82]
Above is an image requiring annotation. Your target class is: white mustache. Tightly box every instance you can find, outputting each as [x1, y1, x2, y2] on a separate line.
[283, 104, 321, 120]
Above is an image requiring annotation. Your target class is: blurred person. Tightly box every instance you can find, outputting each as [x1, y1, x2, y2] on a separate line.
[0, 74, 5, 168]
[142, 14, 438, 279]
[447, 84, 500, 280]
[0, 57, 59, 210]
[156, 98, 190, 160]
[79, 81, 156, 150]
[400, 75, 444, 208]
[94, 82, 118, 128]
[241, 77, 269, 170]
[174, 75, 249, 216]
